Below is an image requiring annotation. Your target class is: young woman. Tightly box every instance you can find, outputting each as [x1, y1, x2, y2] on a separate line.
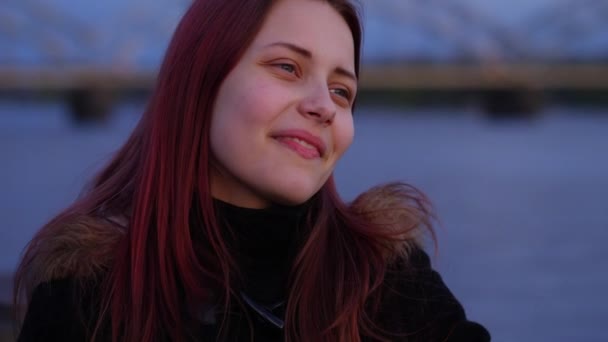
[14, 0, 491, 341]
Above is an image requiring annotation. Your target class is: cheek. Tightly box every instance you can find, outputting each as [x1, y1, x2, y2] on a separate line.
[334, 115, 355, 156]
[231, 85, 287, 132]
[210, 76, 288, 156]
[214, 69, 277, 123]
[210, 97, 264, 155]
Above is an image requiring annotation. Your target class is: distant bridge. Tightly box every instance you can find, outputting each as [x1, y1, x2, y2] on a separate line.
[1, 0, 607, 119]
[360, 63, 608, 90]
[2, 63, 608, 92]
[1, 63, 607, 120]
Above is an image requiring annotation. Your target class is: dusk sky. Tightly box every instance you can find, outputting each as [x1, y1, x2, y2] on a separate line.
[0, 0, 606, 65]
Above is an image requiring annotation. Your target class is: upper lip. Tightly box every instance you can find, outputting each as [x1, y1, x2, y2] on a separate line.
[272, 129, 327, 157]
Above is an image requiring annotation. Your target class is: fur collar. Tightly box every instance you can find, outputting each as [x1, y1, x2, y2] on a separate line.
[27, 183, 430, 287]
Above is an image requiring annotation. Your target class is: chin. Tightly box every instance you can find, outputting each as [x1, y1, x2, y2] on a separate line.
[268, 184, 320, 207]
[271, 193, 313, 207]
[258, 173, 329, 207]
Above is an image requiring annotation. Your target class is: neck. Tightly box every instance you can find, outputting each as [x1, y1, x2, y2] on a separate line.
[201, 198, 311, 304]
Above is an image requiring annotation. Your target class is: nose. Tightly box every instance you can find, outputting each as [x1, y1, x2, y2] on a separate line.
[297, 84, 337, 125]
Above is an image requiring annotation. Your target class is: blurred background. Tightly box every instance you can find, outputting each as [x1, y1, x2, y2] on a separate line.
[1, 0, 607, 340]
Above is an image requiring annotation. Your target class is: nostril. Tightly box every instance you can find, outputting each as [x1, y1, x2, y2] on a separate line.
[298, 90, 336, 123]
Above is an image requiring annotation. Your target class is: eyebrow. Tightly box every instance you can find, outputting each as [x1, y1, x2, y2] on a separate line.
[264, 41, 358, 82]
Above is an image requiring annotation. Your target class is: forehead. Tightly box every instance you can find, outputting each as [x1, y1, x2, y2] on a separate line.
[250, 0, 355, 69]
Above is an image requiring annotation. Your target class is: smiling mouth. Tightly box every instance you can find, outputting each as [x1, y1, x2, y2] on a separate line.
[274, 136, 321, 160]
[283, 136, 316, 150]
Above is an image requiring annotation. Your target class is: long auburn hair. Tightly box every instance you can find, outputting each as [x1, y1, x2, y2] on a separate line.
[14, 0, 435, 341]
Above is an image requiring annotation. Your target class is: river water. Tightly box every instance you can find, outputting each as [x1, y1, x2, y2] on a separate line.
[1, 100, 607, 341]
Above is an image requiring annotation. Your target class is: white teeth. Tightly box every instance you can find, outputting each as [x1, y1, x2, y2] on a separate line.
[285, 137, 315, 150]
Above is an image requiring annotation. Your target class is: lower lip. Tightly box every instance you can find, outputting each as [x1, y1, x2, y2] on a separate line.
[274, 137, 321, 160]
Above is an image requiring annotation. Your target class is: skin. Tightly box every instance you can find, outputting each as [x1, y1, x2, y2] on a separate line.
[209, 0, 357, 209]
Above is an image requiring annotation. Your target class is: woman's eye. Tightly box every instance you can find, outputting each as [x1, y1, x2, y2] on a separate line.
[276, 63, 296, 74]
[330, 88, 351, 101]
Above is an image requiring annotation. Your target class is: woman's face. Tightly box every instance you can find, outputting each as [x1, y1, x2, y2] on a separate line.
[209, 0, 356, 208]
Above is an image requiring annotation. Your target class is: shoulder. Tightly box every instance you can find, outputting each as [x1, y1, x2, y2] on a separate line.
[16, 213, 122, 340]
[350, 182, 434, 259]
[375, 248, 491, 341]
[25, 214, 126, 288]
[18, 276, 106, 341]
[349, 183, 490, 340]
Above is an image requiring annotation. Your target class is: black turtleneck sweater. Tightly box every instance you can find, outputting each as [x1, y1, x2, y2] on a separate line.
[17, 200, 490, 341]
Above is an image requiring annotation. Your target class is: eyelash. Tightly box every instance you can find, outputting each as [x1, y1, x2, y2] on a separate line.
[272, 62, 353, 103]
[330, 88, 352, 101]
[274, 62, 299, 75]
